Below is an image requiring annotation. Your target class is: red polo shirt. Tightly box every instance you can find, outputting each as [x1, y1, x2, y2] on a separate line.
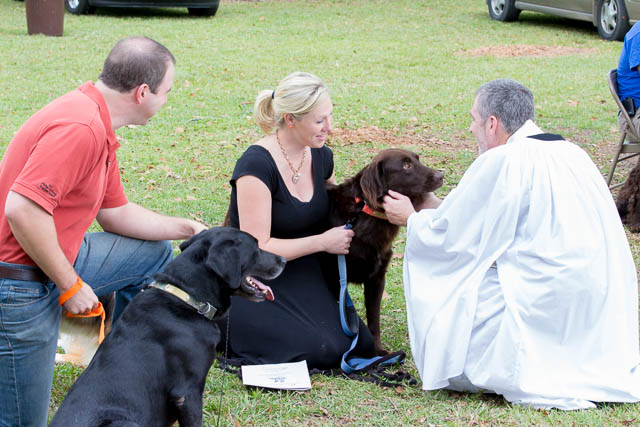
[0, 82, 128, 266]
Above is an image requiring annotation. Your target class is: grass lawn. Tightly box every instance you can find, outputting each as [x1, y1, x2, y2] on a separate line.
[1, 0, 639, 425]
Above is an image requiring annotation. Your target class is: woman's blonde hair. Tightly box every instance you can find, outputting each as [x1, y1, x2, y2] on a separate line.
[253, 72, 329, 134]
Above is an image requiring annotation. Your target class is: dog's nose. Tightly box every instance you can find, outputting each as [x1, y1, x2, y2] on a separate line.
[434, 170, 444, 183]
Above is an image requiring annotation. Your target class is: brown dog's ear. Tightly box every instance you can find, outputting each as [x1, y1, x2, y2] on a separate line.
[360, 160, 386, 210]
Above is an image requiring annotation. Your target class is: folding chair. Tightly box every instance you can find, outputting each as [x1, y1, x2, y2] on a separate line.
[606, 68, 640, 189]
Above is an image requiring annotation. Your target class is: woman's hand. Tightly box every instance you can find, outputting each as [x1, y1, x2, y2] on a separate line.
[320, 225, 355, 254]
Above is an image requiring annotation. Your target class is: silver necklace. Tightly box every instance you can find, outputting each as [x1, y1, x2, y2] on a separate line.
[276, 130, 306, 184]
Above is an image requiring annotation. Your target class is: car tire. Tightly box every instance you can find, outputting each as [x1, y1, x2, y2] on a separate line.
[487, 0, 520, 22]
[188, 5, 219, 17]
[65, 0, 92, 14]
[597, 0, 630, 41]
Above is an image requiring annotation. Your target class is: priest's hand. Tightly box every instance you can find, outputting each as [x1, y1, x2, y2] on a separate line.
[383, 190, 415, 226]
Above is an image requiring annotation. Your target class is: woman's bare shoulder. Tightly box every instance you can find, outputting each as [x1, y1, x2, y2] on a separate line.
[254, 134, 274, 150]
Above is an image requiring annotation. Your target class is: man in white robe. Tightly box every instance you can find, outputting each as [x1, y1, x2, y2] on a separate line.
[383, 79, 640, 410]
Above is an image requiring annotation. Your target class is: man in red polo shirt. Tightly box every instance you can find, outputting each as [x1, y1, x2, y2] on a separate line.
[0, 36, 207, 427]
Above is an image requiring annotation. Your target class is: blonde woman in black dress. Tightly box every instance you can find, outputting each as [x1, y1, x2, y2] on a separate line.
[223, 72, 376, 368]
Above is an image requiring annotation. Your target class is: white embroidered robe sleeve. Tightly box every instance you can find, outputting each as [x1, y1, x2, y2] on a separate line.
[404, 120, 640, 410]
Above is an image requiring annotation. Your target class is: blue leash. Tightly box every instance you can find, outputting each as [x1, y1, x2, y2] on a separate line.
[338, 223, 404, 374]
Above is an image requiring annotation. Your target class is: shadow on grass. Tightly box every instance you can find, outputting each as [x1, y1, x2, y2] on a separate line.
[443, 389, 509, 406]
[517, 13, 600, 37]
[92, 6, 213, 19]
[469, 9, 604, 41]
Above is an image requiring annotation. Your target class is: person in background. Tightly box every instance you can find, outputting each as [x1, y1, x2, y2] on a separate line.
[617, 22, 640, 135]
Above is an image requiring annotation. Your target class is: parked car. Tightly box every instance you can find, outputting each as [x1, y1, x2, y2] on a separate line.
[487, 0, 640, 41]
[65, 0, 220, 17]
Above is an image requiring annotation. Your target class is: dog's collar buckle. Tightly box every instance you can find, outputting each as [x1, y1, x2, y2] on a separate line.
[148, 282, 217, 321]
[197, 302, 215, 319]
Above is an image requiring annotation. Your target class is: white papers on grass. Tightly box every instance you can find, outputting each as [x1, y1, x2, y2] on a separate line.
[241, 360, 311, 391]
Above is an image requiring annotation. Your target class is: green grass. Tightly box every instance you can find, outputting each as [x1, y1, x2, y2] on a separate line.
[1, 0, 639, 425]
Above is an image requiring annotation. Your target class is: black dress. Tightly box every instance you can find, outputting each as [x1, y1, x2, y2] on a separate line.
[222, 144, 375, 369]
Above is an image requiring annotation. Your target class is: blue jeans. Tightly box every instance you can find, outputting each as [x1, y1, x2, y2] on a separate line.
[0, 232, 173, 427]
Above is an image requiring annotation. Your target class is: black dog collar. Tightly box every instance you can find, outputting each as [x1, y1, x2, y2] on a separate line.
[148, 282, 217, 320]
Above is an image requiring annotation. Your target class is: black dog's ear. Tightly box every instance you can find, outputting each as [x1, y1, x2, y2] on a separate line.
[179, 229, 208, 252]
[205, 236, 244, 288]
[360, 160, 386, 210]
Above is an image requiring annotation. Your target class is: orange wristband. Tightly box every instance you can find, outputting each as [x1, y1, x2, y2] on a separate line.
[58, 276, 83, 306]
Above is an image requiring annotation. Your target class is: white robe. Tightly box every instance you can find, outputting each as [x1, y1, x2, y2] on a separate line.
[404, 120, 640, 410]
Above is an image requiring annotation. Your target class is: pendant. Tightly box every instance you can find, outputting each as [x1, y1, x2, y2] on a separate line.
[292, 173, 301, 184]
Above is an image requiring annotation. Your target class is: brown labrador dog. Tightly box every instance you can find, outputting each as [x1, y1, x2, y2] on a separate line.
[325, 148, 443, 355]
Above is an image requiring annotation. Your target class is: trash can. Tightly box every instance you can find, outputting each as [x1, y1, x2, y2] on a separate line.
[25, 0, 65, 36]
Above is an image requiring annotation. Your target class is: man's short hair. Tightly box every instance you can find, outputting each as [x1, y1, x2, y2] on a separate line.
[98, 36, 175, 94]
[475, 79, 534, 134]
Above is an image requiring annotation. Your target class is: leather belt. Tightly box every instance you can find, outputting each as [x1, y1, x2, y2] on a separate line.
[0, 265, 49, 283]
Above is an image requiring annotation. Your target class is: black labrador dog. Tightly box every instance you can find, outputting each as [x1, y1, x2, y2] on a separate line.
[324, 148, 443, 355]
[50, 227, 285, 427]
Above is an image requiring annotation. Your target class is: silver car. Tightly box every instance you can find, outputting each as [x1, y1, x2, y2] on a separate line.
[487, 0, 640, 41]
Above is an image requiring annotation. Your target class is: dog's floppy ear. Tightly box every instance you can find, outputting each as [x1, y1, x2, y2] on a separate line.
[360, 159, 386, 210]
[205, 234, 245, 288]
[179, 229, 208, 252]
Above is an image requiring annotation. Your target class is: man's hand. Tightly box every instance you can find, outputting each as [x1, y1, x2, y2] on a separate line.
[383, 190, 416, 226]
[187, 219, 208, 236]
[62, 280, 99, 315]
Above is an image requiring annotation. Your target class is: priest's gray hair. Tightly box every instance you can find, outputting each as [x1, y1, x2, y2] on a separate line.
[475, 79, 534, 134]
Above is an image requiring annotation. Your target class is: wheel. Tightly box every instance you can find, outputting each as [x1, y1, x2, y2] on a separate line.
[487, 0, 520, 22]
[598, 0, 630, 41]
[65, 0, 92, 14]
[188, 5, 219, 17]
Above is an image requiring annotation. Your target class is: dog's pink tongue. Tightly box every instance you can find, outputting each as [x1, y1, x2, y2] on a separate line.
[250, 277, 274, 301]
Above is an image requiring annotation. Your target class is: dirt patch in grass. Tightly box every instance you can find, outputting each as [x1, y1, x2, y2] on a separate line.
[457, 45, 598, 58]
[328, 126, 476, 153]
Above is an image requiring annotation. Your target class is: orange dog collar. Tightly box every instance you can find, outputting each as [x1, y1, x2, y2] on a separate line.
[355, 197, 388, 220]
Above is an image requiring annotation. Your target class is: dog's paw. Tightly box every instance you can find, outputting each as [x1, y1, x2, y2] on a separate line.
[374, 344, 390, 357]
